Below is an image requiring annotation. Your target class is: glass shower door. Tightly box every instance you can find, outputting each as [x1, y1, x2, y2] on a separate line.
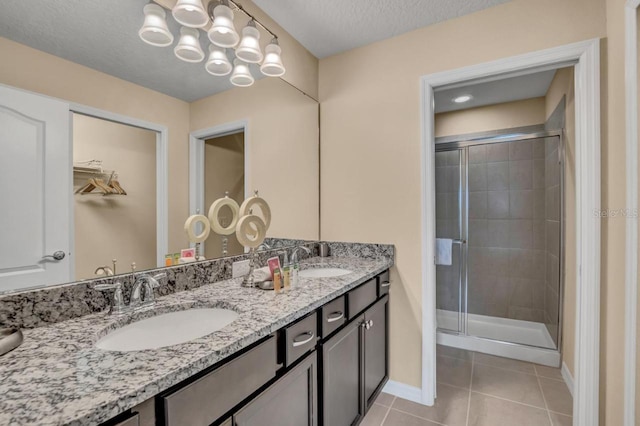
[435, 149, 466, 334]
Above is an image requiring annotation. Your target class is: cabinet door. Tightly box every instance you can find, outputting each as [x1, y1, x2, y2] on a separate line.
[234, 352, 317, 426]
[364, 295, 389, 408]
[322, 314, 364, 426]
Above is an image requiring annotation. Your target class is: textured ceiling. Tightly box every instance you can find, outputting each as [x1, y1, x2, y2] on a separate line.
[252, 0, 514, 58]
[0, 0, 265, 102]
[434, 70, 558, 113]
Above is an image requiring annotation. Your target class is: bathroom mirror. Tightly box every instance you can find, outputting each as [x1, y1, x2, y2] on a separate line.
[0, 0, 319, 292]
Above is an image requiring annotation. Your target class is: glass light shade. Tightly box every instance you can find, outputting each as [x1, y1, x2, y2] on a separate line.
[172, 0, 209, 28]
[205, 45, 232, 76]
[235, 22, 263, 63]
[260, 41, 285, 77]
[208, 3, 239, 48]
[230, 60, 254, 87]
[174, 27, 205, 63]
[139, 4, 174, 47]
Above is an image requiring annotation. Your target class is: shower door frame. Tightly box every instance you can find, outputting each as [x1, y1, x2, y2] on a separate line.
[420, 39, 601, 426]
[435, 130, 565, 354]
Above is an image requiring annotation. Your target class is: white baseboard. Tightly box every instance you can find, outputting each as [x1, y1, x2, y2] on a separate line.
[561, 362, 574, 397]
[383, 380, 424, 405]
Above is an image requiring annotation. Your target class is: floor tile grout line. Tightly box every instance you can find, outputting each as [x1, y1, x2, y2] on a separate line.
[465, 352, 474, 426]
[473, 359, 538, 376]
[379, 396, 395, 425]
[468, 390, 549, 411]
[387, 407, 448, 426]
[548, 409, 573, 417]
[535, 369, 555, 425]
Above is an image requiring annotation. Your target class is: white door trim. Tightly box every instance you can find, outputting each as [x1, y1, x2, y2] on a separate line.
[624, 2, 639, 425]
[188, 120, 249, 250]
[420, 39, 601, 426]
[69, 103, 169, 269]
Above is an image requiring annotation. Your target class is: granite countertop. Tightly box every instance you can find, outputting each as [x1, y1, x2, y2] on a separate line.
[0, 256, 391, 426]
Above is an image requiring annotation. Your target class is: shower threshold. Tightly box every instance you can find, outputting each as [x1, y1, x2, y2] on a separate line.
[436, 309, 561, 367]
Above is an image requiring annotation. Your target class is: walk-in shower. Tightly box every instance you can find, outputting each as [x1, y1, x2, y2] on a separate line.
[435, 131, 564, 366]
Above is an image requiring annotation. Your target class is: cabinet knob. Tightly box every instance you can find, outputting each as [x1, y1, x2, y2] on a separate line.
[362, 320, 373, 330]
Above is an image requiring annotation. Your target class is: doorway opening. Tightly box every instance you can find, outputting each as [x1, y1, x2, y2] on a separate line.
[72, 113, 159, 280]
[203, 131, 245, 258]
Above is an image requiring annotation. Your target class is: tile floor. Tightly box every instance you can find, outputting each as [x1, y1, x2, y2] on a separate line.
[362, 345, 573, 426]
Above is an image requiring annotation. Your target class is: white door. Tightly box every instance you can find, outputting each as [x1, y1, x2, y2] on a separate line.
[0, 85, 72, 291]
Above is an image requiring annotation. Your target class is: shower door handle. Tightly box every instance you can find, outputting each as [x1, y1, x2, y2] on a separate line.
[452, 239, 466, 244]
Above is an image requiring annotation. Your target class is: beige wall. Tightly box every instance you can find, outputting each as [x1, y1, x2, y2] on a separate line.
[190, 77, 319, 241]
[603, 0, 628, 424]
[235, 0, 319, 99]
[0, 36, 191, 258]
[435, 97, 545, 137]
[204, 133, 245, 259]
[73, 115, 157, 279]
[544, 68, 577, 378]
[318, 0, 630, 422]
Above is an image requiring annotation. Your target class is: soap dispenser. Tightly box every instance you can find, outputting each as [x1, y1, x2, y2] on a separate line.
[281, 251, 291, 291]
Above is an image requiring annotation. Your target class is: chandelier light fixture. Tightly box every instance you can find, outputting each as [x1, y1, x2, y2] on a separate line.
[138, 0, 285, 87]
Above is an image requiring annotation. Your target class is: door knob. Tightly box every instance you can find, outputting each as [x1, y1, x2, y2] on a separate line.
[43, 251, 65, 261]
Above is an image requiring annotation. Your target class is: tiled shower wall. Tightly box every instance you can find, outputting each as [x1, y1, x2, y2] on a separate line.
[435, 137, 563, 345]
[466, 140, 547, 322]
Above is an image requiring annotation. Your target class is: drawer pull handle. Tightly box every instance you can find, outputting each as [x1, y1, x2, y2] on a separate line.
[327, 311, 344, 323]
[292, 331, 315, 347]
[381, 282, 391, 288]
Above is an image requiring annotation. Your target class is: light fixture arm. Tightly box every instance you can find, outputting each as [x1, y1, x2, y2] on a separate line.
[208, 0, 278, 41]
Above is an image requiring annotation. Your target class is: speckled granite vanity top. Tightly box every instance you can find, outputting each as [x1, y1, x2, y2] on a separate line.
[0, 256, 391, 426]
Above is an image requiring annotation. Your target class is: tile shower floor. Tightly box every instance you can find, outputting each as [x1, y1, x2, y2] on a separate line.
[363, 345, 573, 426]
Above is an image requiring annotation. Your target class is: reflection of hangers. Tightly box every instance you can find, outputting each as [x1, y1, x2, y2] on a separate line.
[107, 171, 127, 195]
[75, 179, 95, 194]
[92, 178, 114, 194]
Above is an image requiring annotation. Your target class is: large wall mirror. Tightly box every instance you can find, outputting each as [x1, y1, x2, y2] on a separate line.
[0, 0, 319, 292]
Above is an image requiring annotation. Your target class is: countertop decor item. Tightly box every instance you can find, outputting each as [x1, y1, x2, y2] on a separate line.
[0, 328, 23, 357]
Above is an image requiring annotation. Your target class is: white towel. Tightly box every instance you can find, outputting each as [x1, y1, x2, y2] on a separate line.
[435, 238, 453, 266]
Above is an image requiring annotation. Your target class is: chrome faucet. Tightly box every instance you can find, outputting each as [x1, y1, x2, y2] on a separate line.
[291, 246, 312, 265]
[257, 242, 272, 251]
[94, 266, 114, 276]
[94, 272, 166, 315]
[130, 273, 166, 310]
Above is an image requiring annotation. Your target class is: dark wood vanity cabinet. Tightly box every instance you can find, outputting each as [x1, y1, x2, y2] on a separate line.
[321, 294, 389, 426]
[102, 269, 390, 426]
[234, 351, 317, 426]
[363, 296, 389, 409]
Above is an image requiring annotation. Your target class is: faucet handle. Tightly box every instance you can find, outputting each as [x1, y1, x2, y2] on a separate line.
[150, 272, 167, 287]
[93, 281, 128, 316]
[93, 281, 123, 291]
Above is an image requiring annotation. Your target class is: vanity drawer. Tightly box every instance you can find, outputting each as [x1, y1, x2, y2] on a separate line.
[283, 312, 318, 367]
[162, 335, 277, 426]
[320, 296, 346, 339]
[378, 270, 391, 296]
[113, 414, 139, 426]
[347, 278, 377, 320]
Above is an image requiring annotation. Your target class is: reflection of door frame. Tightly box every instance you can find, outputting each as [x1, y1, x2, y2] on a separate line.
[624, 1, 639, 425]
[70, 103, 169, 269]
[189, 120, 249, 253]
[420, 39, 601, 426]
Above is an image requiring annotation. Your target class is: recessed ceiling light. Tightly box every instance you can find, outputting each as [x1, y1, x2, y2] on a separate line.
[453, 95, 472, 103]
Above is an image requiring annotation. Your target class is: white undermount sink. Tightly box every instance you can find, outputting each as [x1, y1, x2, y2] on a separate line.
[299, 268, 353, 278]
[95, 308, 238, 352]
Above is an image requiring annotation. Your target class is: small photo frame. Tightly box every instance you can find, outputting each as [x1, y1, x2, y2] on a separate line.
[181, 248, 196, 259]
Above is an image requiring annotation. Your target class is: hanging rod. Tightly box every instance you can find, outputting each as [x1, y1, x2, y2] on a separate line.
[209, 0, 279, 40]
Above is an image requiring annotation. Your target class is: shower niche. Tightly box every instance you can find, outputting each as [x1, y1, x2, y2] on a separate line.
[435, 134, 564, 364]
